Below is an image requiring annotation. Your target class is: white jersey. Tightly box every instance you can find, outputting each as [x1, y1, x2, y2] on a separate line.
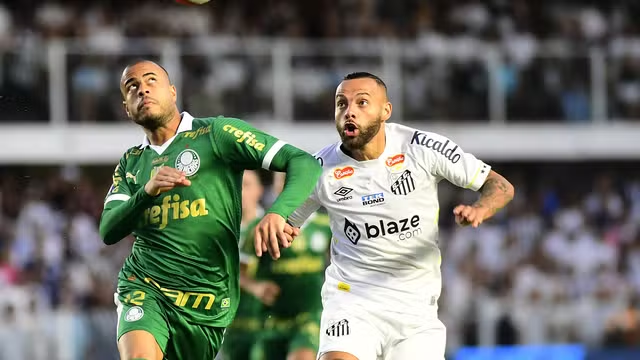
[288, 122, 490, 317]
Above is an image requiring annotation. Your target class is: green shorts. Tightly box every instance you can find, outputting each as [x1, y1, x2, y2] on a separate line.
[253, 311, 321, 360]
[115, 285, 225, 360]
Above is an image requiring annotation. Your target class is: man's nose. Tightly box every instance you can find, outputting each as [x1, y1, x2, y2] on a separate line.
[344, 107, 356, 119]
[137, 85, 150, 97]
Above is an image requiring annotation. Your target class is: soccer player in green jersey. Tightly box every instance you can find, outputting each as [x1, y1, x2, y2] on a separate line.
[98, 60, 322, 360]
[221, 169, 273, 360]
[239, 172, 332, 360]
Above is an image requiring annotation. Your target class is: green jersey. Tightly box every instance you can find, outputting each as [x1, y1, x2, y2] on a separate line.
[241, 212, 332, 317]
[99, 113, 322, 327]
[227, 220, 264, 332]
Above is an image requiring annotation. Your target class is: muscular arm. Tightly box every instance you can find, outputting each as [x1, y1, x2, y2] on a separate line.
[472, 170, 514, 220]
[239, 263, 257, 293]
[239, 261, 280, 305]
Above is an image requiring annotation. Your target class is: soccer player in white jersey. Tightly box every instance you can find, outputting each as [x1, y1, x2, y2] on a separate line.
[274, 72, 515, 360]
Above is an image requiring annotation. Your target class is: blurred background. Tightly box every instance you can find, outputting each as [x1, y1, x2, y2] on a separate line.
[1, 0, 640, 359]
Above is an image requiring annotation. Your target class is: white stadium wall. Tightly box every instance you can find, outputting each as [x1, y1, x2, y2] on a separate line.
[1, 122, 640, 164]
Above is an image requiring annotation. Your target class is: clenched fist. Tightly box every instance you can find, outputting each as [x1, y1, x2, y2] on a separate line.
[144, 166, 191, 196]
[453, 204, 489, 228]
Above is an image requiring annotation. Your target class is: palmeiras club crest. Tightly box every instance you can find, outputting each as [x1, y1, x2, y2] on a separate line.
[175, 149, 201, 176]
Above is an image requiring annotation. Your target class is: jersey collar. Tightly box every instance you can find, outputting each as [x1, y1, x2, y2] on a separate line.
[139, 111, 195, 149]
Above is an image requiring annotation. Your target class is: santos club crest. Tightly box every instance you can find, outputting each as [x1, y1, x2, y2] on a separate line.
[390, 170, 415, 195]
[175, 149, 201, 176]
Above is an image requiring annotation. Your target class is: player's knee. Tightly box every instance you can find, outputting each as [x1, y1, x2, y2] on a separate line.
[318, 351, 359, 360]
[118, 330, 163, 360]
[120, 351, 160, 360]
[287, 348, 317, 360]
[120, 355, 152, 360]
[120, 352, 158, 360]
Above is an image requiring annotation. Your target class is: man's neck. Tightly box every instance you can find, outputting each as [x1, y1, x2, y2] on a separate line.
[144, 112, 182, 146]
[343, 129, 386, 161]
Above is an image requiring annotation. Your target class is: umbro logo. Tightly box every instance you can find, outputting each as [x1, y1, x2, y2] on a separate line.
[334, 187, 353, 202]
[334, 187, 353, 197]
[326, 319, 350, 337]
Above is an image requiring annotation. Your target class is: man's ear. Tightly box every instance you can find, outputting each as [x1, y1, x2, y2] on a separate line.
[381, 101, 392, 122]
[123, 101, 131, 118]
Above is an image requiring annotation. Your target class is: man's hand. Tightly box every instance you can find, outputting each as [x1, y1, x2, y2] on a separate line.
[144, 166, 191, 196]
[254, 213, 298, 259]
[287, 224, 301, 238]
[453, 205, 490, 228]
[249, 281, 281, 306]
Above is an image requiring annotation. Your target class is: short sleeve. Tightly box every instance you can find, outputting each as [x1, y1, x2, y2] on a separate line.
[211, 117, 287, 170]
[103, 155, 134, 206]
[414, 132, 491, 191]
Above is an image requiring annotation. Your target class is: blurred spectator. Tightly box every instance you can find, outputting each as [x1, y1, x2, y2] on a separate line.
[604, 296, 640, 347]
[0, 161, 639, 356]
[2, 0, 640, 122]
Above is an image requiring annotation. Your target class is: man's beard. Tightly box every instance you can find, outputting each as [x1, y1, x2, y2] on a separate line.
[338, 116, 382, 151]
[133, 108, 172, 131]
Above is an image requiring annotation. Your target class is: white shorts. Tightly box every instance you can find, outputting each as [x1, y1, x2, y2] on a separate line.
[317, 295, 446, 360]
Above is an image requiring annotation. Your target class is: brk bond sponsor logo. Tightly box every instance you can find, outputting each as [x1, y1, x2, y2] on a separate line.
[223, 124, 266, 151]
[343, 215, 422, 244]
[361, 192, 384, 206]
[410, 131, 461, 163]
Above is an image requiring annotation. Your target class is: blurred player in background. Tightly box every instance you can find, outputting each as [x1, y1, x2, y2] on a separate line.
[240, 172, 332, 360]
[99, 60, 322, 360]
[284, 72, 515, 360]
[221, 169, 267, 360]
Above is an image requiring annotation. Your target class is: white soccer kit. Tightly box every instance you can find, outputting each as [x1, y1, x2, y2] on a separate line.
[288, 122, 491, 360]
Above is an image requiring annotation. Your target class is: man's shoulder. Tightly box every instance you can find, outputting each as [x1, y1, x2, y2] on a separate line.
[387, 123, 459, 162]
[191, 115, 228, 129]
[122, 145, 145, 162]
[312, 142, 341, 168]
[386, 122, 446, 146]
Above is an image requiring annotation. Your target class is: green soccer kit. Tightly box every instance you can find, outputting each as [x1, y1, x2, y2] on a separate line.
[99, 112, 322, 359]
[221, 221, 264, 360]
[240, 212, 332, 360]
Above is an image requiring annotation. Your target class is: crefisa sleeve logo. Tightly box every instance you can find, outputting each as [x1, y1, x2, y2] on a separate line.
[175, 149, 201, 176]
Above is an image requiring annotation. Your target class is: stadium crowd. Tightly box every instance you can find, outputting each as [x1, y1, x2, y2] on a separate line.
[1, 0, 640, 359]
[1, 0, 640, 122]
[0, 163, 640, 358]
